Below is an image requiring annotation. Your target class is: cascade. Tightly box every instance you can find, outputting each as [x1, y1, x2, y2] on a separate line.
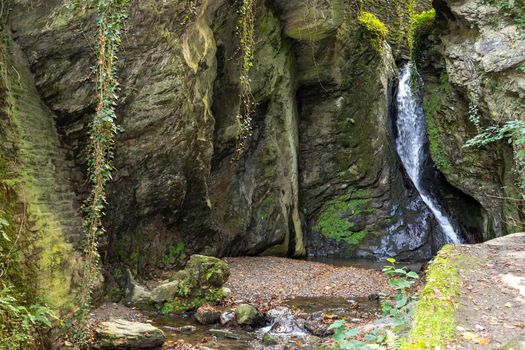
[395, 64, 462, 244]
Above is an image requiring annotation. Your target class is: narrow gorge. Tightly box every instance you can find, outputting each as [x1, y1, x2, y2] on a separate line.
[1, 0, 524, 349]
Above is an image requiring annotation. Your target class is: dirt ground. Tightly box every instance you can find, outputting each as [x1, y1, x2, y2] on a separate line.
[223, 256, 391, 302]
[449, 233, 525, 349]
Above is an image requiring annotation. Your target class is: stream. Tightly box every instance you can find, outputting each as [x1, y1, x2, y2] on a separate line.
[150, 296, 381, 349]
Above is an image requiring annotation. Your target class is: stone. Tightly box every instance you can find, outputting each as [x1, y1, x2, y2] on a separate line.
[262, 332, 279, 346]
[150, 280, 180, 304]
[220, 311, 235, 325]
[195, 304, 221, 325]
[235, 304, 262, 326]
[304, 319, 332, 337]
[96, 318, 165, 349]
[221, 287, 232, 299]
[168, 325, 197, 334]
[124, 269, 151, 307]
[184, 255, 230, 288]
[208, 329, 241, 340]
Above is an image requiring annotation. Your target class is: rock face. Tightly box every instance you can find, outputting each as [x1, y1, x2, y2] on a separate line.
[418, 0, 525, 240]
[4, 0, 523, 278]
[95, 319, 165, 349]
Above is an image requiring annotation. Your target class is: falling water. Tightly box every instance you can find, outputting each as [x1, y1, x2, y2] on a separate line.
[396, 64, 462, 244]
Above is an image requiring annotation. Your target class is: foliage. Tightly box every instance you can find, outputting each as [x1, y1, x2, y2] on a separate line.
[480, 0, 525, 30]
[161, 242, 185, 266]
[400, 245, 464, 349]
[329, 258, 418, 350]
[409, 8, 435, 57]
[0, 290, 56, 350]
[358, 11, 388, 52]
[465, 120, 525, 194]
[161, 288, 225, 314]
[381, 258, 418, 332]
[72, 0, 129, 347]
[234, 0, 256, 159]
[316, 189, 372, 245]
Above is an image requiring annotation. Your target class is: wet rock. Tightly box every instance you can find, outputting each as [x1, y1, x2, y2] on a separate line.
[220, 311, 235, 325]
[262, 332, 279, 346]
[96, 318, 165, 349]
[267, 307, 306, 335]
[235, 304, 262, 326]
[304, 312, 333, 337]
[150, 280, 180, 304]
[195, 305, 221, 325]
[124, 269, 151, 307]
[168, 325, 197, 334]
[209, 328, 241, 340]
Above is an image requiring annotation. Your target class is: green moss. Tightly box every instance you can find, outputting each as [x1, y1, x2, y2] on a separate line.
[358, 11, 389, 52]
[409, 8, 435, 56]
[401, 245, 474, 349]
[358, 11, 389, 38]
[315, 189, 372, 245]
[423, 73, 454, 175]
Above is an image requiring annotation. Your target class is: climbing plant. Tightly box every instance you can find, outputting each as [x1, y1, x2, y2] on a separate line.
[234, 0, 256, 159]
[72, 0, 129, 346]
[465, 120, 525, 195]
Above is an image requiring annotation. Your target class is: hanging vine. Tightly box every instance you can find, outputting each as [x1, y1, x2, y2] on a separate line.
[72, 0, 129, 346]
[234, 0, 256, 159]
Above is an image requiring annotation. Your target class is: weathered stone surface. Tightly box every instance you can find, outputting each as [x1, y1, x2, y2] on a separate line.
[96, 318, 165, 349]
[124, 269, 151, 306]
[195, 304, 221, 325]
[6, 0, 517, 270]
[418, 0, 525, 239]
[150, 280, 180, 304]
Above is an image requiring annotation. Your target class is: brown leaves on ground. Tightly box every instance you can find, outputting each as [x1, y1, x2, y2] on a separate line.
[223, 256, 390, 303]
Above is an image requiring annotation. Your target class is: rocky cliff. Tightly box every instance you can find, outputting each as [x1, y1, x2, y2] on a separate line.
[1, 0, 523, 283]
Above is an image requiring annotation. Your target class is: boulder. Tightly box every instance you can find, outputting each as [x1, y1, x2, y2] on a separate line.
[195, 304, 221, 325]
[184, 255, 230, 288]
[150, 280, 180, 304]
[124, 269, 151, 307]
[235, 304, 262, 326]
[96, 318, 165, 349]
[220, 311, 235, 325]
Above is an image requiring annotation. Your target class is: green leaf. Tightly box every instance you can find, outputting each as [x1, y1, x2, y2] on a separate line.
[386, 257, 396, 263]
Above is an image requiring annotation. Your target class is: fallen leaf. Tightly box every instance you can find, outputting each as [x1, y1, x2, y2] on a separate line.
[461, 331, 491, 345]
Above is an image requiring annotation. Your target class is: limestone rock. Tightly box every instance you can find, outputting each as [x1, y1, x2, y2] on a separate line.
[235, 304, 262, 326]
[124, 269, 151, 307]
[96, 318, 165, 349]
[150, 280, 180, 304]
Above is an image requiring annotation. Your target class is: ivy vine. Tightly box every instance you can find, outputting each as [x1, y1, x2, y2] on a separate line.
[234, 0, 256, 159]
[73, 0, 129, 346]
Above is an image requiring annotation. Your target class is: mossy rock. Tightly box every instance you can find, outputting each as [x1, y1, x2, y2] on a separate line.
[183, 254, 230, 288]
[150, 280, 180, 304]
[235, 304, 262, 326]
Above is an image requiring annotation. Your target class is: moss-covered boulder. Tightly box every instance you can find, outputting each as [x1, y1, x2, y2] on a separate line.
[235, 304, 262, 326]
[183, 255, 230, 288]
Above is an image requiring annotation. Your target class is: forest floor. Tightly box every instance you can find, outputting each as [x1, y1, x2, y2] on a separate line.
[449, 233, 525, 349]
[223, 256, 390, 302]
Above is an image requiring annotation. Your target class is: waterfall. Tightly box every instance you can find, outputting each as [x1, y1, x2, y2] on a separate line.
[395, 64, 462, 244]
